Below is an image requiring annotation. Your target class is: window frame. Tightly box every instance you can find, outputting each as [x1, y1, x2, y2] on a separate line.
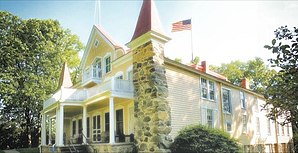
[200, 77, 216, 101]
[222, 88, 232, 114]
[105, 56, 111, 74]
[240, 91, 246, 109]
[242, 114, 248, 133]
[206, 109, 214, 128]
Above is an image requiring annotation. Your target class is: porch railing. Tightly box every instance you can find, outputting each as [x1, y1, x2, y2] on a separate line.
[43, 78, 134, 109]
[82, 66, 102, 84]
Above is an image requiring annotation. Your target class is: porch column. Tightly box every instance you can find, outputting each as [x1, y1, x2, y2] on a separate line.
[109, 97, 115, 144]
[48, 118, 52, 145]
[56, 105, 64, 146]
[41, 113, 46, 145]
[82, 105, 87, 144]
[55, 107, 60, 145]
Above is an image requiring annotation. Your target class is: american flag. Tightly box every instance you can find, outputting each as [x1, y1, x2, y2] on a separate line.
[172, 19, 192, 32]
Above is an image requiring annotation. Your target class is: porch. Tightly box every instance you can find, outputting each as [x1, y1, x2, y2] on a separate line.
[41, 92, 135, 148]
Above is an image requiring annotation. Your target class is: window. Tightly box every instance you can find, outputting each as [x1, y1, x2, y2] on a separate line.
[222, 89, 231, 113]
[256, 117, 260, 135]
[277, 123, 280, 136]
[92, 58, 102, 78]
[105, 112, 109, 132]
[287, 124, 290, 136]
[207, 109, 213, 128]
[242, 115, 247, 133]
[105, 56, 111, 73]
[282, 125, 285, 135]
[116, 75, 123, 80]
[94, 39, 99, 47]
[87, 117, 90, 138]
[201, 78, 208, 99]
[267, 119, 271, 136]
[240, 91, 246, 109]
[127, 70, 133, 81]
[116, 109, 124, 136]
[93, 115, 101, 142]
[226, 122, 232, 132]
[201, 78, 215, 100]
[78, 119, 82, 135]
[72, 120, 76, 136]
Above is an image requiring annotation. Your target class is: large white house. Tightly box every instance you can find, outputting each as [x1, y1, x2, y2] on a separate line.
[40, 0, 293, 152]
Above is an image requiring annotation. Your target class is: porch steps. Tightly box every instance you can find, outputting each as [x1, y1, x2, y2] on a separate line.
[60, 145, 88, 153]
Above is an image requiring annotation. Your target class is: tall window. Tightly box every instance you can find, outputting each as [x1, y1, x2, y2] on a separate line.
[92, 58, 102, 78]
[116, 109, 124, 136]
[242, 115, 247, 133]
[222, 89, 231, 113]
[201, 78, 215, 100]
[287, 124, 290, 136]
[267, 119, 271, 136]
[127, 70, 133, 81]
[256, 117, 260, 135]
[78, 119, 82, 134]
[240, 91, 246, 109]
[226, 122, 232, 132]
[92, 115, 101, 142]
[207, 109, 213, 128]
[105, 112, 110, 132]
[105, 56, 111, 73]
[87, 117, 90, 138]
[72, 120, 76, 136]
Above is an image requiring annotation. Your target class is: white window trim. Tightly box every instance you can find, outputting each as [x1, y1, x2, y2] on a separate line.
[200, 77, 216, 102]
[115, 71, 124, 79]
[222, 87, 232, 114]
[126, 65, 133, 81]
[226, 121, 232, 132]
[103, 52, 112, 74]
[94, 39, 99, 48]
[240, 91, 246, 109]
[92, 112, 102, 142]
[242, 114, 248, 134]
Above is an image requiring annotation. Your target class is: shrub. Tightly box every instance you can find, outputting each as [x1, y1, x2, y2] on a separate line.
[170, 124, 241, 153]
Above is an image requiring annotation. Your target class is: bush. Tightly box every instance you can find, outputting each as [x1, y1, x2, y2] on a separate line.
[170, 124, 241, 153]
[17, 148, 39, 153]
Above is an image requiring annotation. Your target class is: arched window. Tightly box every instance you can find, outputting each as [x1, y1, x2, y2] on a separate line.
[92, 58, 102, 78]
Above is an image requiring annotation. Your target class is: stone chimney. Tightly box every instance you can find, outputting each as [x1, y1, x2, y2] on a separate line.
[241, 78, 250, 89]
[126, 0, 172, 152]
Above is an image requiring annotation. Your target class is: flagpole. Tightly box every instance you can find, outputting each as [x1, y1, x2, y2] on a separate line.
[190, 18, 193, 62]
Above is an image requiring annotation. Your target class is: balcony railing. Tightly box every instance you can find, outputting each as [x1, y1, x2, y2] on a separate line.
[43, 78, 134, 109]
[82, 66, 102, 84]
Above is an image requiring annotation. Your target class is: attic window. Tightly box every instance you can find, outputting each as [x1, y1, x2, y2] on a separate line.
[94, 39, 99, 47]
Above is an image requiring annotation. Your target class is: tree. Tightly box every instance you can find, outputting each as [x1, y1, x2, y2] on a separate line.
[170, 124, 241, 153]
[264, 26, 298, 129]
[210, 57, 276, 94]
[0, 11, 83, 148]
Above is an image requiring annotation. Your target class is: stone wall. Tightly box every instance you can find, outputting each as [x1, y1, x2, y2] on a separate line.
[133, 40, 172, 153]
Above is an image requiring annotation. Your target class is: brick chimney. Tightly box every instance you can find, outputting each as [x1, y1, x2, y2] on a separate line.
[201, 61, 209, 73]
[241, 78, 250, 89]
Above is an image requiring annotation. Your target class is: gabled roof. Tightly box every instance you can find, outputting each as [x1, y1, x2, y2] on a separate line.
[58, 62, 73, 88]
[130, 0, 165, 41]
[94, 25, 122, 49]
[80, 25, 124, 69]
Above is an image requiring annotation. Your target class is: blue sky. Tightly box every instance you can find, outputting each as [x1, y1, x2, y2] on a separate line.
[1, 1, 298, 66]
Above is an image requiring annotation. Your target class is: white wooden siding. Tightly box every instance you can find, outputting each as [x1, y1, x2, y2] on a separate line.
[165, 68, 200, 137]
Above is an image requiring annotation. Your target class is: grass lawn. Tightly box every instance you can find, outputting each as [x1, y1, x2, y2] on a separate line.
[0, 150, 5, 153]
[17, 148, 39, 153]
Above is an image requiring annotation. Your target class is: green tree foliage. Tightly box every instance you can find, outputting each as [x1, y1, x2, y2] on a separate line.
[264, 26, 298, 129]
[170, 124, 241, 153]
[174, 58, 182, 63]
[0, 11, 83, 148]
[210, 57, 276, 94]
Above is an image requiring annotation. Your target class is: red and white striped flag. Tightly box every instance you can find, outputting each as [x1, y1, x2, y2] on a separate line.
[172, 19, 192, 32]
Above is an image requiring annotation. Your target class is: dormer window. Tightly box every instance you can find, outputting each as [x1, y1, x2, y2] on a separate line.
[94, 39, 99, 48]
